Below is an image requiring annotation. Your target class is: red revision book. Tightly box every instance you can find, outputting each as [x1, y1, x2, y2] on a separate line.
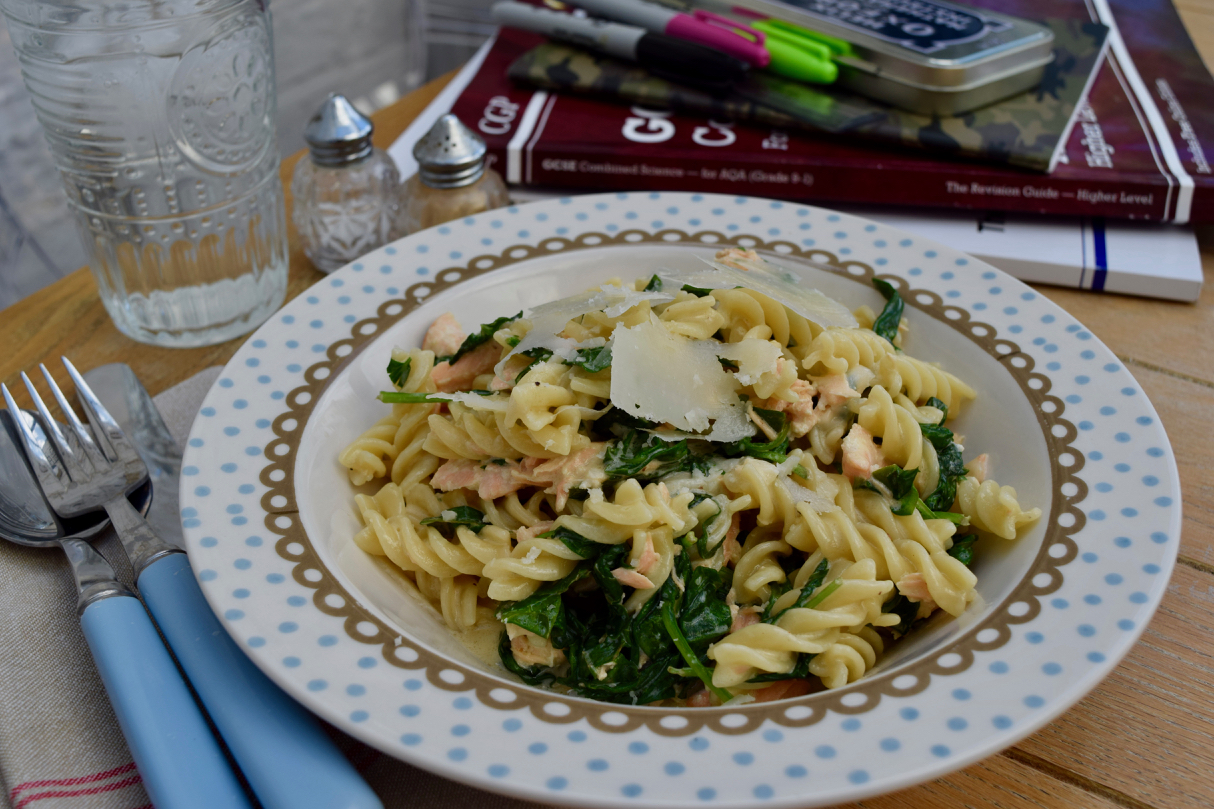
[450, 0, 1214, 224]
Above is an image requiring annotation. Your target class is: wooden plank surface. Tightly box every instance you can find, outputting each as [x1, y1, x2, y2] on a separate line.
[2, 7, 1214, 809]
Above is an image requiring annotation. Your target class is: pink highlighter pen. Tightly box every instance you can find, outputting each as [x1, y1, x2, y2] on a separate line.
[570, 0, 770, 68]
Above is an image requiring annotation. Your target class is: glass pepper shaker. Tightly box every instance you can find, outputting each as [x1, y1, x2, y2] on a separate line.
[402, 114, 509, 234]
[292, 94, 403, 273]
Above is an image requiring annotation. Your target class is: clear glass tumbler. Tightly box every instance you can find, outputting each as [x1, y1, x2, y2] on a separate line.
[0, 0, 288, 347]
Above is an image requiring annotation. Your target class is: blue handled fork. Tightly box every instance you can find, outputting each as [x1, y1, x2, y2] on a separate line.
[5, 359, 381, 809]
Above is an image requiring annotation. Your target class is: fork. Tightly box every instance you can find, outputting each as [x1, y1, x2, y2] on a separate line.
[2, 376, 251, 809]
[8, 359, 382, 809]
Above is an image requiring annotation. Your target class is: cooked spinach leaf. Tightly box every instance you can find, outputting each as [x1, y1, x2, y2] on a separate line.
[873, 464, 920, 515]
[438, 312, 521, 364]
[602, 430, 709, 482]
[881, 593, 921, 639]
[767, 558, 830, 623]
[588, 407, 659, 442]
[682, 283, 714, 297]
[721, 408, 789, 464]
[419, 506, 487, 536]
[920, 422, 968, 512]
[871, 278, 904, 344]
[925, 396, 949, 425]
[662, 596, 733, 703]
[496, 566, 591, 640]
[387, 357, 411, 388]
[865, 464, 969, 524]
[515, 346, 554, 383]
[748, 652, 816, 683]
[679, 567, 732, 647]
[378, 389, 493, 404]
[644, 274, 663, 292]
[538, 526, 604, 560]
[947, 535, 977, 566]
[565, 345, 612, 373]
[378, 391, 447, 404]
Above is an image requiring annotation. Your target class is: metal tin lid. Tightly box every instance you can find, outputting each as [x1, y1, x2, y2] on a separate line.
[412, 114, 487, 189]
[304, 94, 374, 167]
[711, 0, 1055, 90]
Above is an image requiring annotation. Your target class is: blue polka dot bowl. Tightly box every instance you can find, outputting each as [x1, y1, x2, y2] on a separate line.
[181, 192, 1180, 807]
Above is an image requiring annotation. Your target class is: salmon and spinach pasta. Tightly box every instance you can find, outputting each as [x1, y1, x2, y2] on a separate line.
[339, 250, 1040, 706]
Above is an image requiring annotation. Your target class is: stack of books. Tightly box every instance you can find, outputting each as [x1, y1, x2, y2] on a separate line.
[389, 0, 1210, 301]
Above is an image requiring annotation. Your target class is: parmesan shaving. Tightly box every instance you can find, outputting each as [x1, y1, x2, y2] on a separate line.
[659, 257, 857, 329]
[610, 315, 755, 442]
[492, 285, 647, 376]
[717, 339, 781, 386]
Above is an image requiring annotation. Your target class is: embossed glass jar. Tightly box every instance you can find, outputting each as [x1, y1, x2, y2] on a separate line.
[0, 0, 288, 347]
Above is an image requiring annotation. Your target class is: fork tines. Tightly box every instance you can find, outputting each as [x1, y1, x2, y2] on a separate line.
[2, 358, 133, 484]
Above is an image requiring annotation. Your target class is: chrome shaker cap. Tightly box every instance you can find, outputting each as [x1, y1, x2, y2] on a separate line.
[304, 94, 374, 167]
[412, 114, 487, 189]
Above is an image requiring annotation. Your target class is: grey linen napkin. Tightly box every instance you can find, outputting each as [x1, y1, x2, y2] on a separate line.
[0, 368, 549, 809]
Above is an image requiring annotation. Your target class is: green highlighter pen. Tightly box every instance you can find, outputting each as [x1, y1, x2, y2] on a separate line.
[752, 18, 853, 84]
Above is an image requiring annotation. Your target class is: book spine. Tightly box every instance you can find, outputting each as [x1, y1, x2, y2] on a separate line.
[491, 142, 1173, 221]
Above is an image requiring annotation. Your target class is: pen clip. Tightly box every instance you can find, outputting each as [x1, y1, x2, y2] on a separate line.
[691, 9, 766, 46]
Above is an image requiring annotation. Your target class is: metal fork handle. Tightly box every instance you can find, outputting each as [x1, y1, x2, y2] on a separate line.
[104, 493, 183, 579]
[59, 537, 133, 614]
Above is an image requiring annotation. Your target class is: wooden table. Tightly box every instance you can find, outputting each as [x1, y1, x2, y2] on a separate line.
[4, 14, 1213, 809]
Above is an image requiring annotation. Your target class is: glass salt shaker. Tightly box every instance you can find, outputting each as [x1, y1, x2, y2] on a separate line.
[292, 94, 403, 273]
[402, 114, 509, 234]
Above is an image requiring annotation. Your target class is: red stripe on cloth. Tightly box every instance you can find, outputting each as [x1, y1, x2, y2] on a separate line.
[10, 763, 138, 799]
[14, 775, 143, 809]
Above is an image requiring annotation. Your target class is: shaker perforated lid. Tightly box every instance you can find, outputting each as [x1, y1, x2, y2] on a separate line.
[304, 94, 374, 166]
[412, 114, 486, 189]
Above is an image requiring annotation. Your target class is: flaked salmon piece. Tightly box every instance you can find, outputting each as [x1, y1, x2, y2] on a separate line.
[782, 378, 820, 438]
[431, 341, 501, 392]
[480, 462, 527, 499]
[841, 423, 886, 481]
[722, 512, 743, 564]
[634, 533, 660, 576]
[612, 568, 655, 590]
[687, 689, 713, 708]
[431, 458, 481, 491]
[896, 572, 933, 603]
[431, 458, 527, 500]
[489, 354, 532, 391]
[751, 679, 813, 703]
[514, 444, 607, 510]
[815, 374, 860, 410]
[515, 521, 554, 545]
[729, 606, 760, 634]
[422, 313, 466, 357]
[968, 453, 990, 484]
[507, 624, 566, 667]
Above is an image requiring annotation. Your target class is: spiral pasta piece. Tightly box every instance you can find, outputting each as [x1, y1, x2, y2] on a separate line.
[857, 385, 924, 470]
[876, 352, 976, 414]
[800, 328, 892, 377]
[955, 476, 1042, 539]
